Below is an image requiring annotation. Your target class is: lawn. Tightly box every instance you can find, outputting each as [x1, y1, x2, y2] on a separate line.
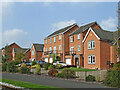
[58, 67, 97, 72]
[1, 78, 60, 89]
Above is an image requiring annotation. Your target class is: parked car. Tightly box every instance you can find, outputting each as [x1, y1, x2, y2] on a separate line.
[37, 60, 46, 65]
[53, 61, 68, 66]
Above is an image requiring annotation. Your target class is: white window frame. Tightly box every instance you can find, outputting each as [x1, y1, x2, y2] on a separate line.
[88, 55, 95, 64]
[78, 45, 80, 52]
[59, 34, 61, 40]
[88, 40, 95, 49]
[59, 45, 61, 51]
[54, 46, 56, 53]
[32, 50, 34, 55]
[46, 40, 47, 44]
[49, 38, 51, 44]
[71, 36, 74, 43]
[77, 34, 80, 40]
[45, 48, 47, 52]
[70, 46, 74, 54]
[117, 55, 119, 62]
[54, 36, 56, 43]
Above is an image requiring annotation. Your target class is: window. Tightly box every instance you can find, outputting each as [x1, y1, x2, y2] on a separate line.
[71, 36, 74, 42]
[59, 34, 61, 40]
[45, 48, 47, 52]
[32, 50, 34, 55]
[49, 47, 52, 53]
[88, 40, 95, 49]
[71, 46, 74, 54]
[77, 34, 80, 40]
[78, 45, 80, 52]
[117, 42, 119, 49]
[54, 36, 56, 43]
[46, 40, 47, 44]
[54, 46, 56, 53]
[117, 55, 119, 62]
[59, 45, 61, 51]
[49, 38, 51, 44]
[88, 55, 95, 64]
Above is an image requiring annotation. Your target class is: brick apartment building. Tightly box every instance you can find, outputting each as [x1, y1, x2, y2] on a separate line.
[42, 23, 79, 63]
[43, 21, 120, 70]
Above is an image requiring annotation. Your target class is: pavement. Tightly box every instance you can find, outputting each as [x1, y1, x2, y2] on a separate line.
[2, 72, 110, 88]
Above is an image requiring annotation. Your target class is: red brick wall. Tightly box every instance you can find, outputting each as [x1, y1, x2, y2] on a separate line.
[31, 45, 36, 60]
[26, 50, 31, 62]
[36, 51, 43, 61]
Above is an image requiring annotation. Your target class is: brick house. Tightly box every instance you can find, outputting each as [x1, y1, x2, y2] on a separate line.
[31, 43, 44, 61]
[82, 27, 119, 70]
[42, 23, 79, 63]
[12, 48, 31, 62]
[67, 22, 101, 66]
[2, 42, 21, 61]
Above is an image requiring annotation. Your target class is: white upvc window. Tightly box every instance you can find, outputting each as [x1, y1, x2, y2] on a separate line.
[49, 47, 52, 54]
[70, 36, 74, 42]
[59, 45, 61, 51]
[49, 38, 51, 44]
[54, 36, 56, 43]
[54, 46, 56, 53]
[77, 34, 80, 40]
[45, 48, 47, 52]
[117, 42, 119, 49]
[117, 55, 119, 62]
[32, 50, 34, 55]
[88, 55, 95, 64]
[59, 34, 61, 40]
[71, 46, 74, 54]
[46, 40, 47, 44]
[78, 45, 80, 52]
[88, 40, 95, 49]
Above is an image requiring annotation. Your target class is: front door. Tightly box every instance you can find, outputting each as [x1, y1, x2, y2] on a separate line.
[75, 58, 79, 66]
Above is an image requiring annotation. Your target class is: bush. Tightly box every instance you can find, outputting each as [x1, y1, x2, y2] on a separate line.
[21, 63, 26, 67]
[2, 63, 7, 71]
[86, 75, 96, 82]
[55, 64, 63, 69]
[103, 62, 120, 88]
[32, 60, 37, 65]
[44, 63, 52, 70]
[62, 68, 75, 78]
[20, 66, 30, 74]
[7, 61, 17, 73]
[35, 64, 41, 75]
[56, 73, 65, 78]
[48, 69, 58, 77]
[48, 65, 55, 70]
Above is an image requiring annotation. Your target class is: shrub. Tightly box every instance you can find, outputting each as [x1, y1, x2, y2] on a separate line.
[20, 66, 30, 74]
[48, 65, 55, 70]
[86, 75, 96, 82]
[32, 60, 37, 65]
[35, 64, 41, 75]
[62, 68, 75, 78]
[2, 63, 7, 71]
[7, 61, 17, 73]
[55, 64, 63, 69]
[48, 69, 58, 77]
[44, 63, 52, 70]
[103, 62, 120, 88]
[21, 63, 26, 67]
[56, 73, 65, 78]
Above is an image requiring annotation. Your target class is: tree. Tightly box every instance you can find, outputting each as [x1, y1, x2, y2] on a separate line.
[15, 51, 26, 62]
[49, 54, 60, 63]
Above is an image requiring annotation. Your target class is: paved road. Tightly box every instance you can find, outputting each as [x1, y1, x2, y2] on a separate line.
[2, 73, 109, 88]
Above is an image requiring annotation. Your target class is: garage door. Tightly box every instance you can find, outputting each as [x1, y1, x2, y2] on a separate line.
[49, 58, 53, 63]
[66, 58, 71, 65]
[45, 58, 48, 63]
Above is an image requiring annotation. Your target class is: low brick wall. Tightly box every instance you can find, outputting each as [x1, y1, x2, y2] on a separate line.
[30, 68, 48, 75]
[75, 70, 107, 81]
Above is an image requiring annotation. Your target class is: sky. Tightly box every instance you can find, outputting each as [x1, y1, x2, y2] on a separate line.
[1, 2, 118, 48]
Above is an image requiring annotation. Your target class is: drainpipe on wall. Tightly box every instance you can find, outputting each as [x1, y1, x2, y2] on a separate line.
[63, 33, 65, 62]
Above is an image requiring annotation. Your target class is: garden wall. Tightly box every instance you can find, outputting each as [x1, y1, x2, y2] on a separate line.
[75, 70, 107, 81]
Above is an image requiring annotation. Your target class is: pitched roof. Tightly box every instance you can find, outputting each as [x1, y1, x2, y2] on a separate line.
[83, 27, 118, 45]
[69, 21, 99, 36]
[33, 43, 44, 51]
[46, 23, 77, 38]
[14, 48, 29, 54]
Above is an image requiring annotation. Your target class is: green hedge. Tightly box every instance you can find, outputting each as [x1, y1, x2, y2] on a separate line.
[86, 75, 96, 82]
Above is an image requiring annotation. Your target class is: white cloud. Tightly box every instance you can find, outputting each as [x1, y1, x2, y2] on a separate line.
[100, 17, 117, 31]
[2, 29, 28, 47]
[51, 20, 76, 32]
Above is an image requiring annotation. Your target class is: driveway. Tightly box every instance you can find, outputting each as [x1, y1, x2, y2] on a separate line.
[2, 72, 110, 88]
